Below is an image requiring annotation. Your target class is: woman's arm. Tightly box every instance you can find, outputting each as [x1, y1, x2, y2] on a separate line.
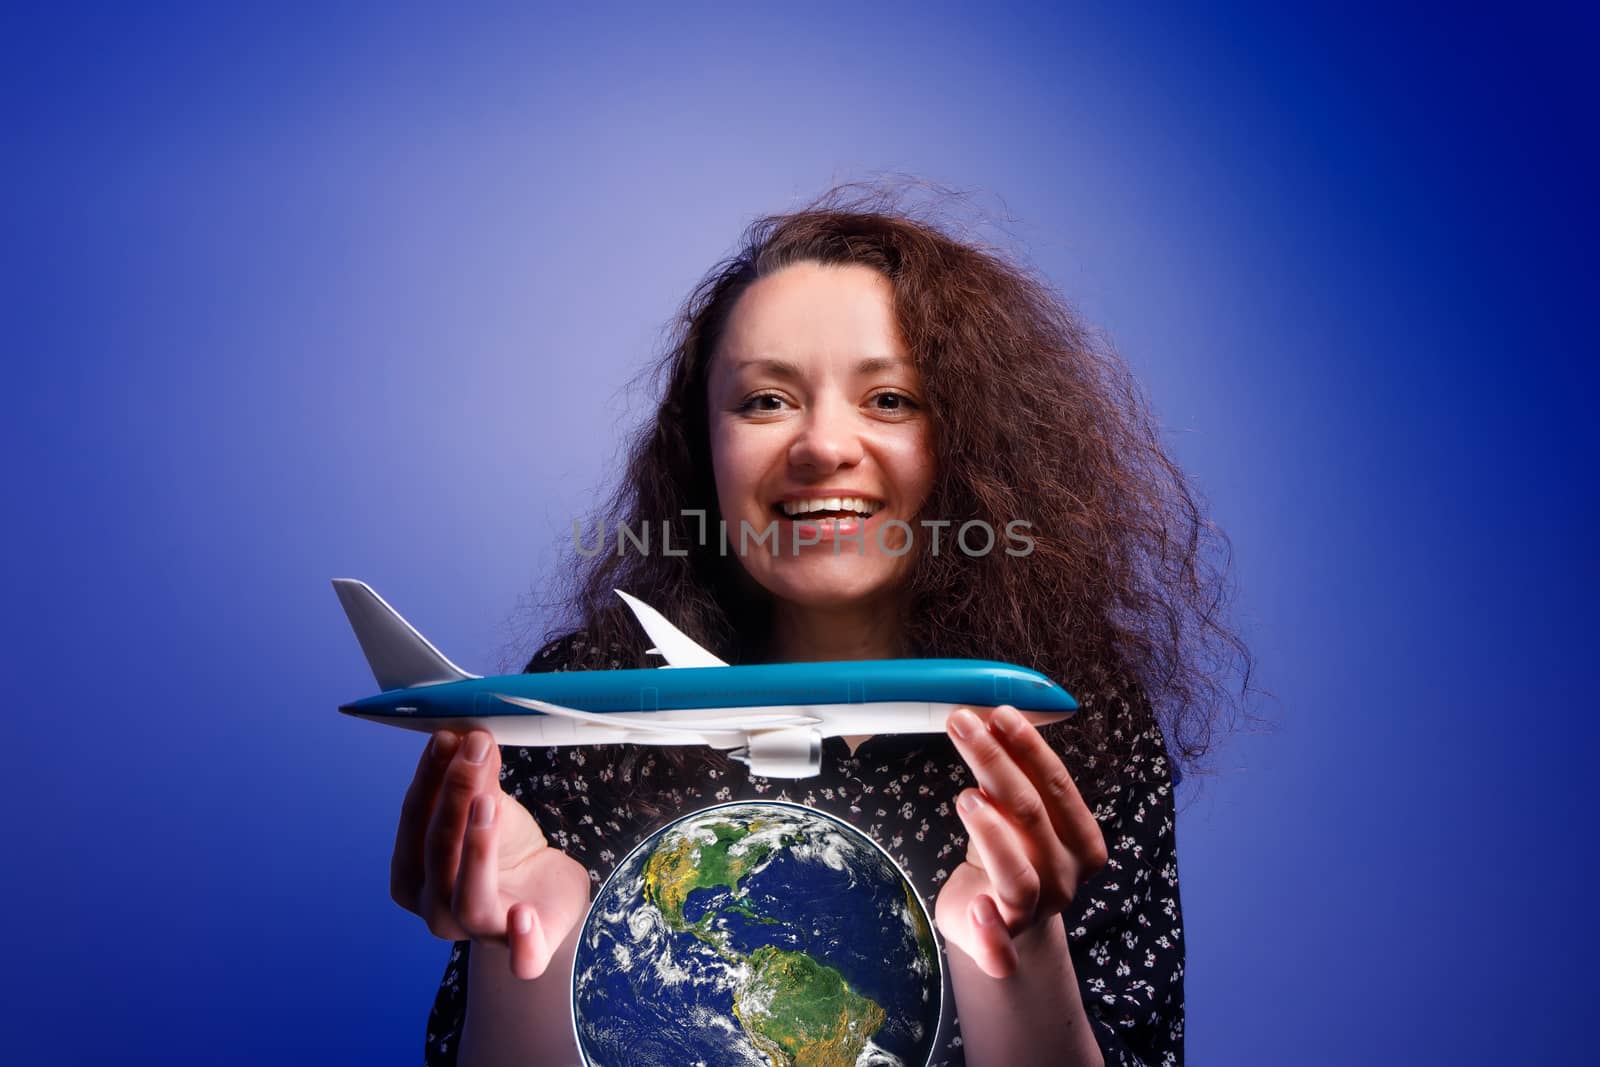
[947, 914, 1104, 1067]
[459, 929, 585, 1067]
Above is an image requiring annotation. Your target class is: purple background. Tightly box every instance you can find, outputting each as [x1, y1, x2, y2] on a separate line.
[7, 5, 1594, 1063]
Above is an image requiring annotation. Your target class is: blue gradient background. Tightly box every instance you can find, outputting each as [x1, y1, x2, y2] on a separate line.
[7, 5, 1594, 1064]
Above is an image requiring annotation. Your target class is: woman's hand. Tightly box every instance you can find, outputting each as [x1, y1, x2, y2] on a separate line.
[390, 729, 593, 980]
[936, 705, 1109, 979]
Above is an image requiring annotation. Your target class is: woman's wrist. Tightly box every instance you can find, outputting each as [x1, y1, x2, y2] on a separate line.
[1013, 911, 1070, 968]
[947, 913, 1104, 1067]
[461, 920, 586, 1067]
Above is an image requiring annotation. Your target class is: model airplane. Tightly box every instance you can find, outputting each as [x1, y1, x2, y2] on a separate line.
[333, 579, 1078, 778]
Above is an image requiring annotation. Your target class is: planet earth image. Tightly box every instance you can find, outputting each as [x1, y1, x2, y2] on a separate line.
[571, 801, 942, 1067]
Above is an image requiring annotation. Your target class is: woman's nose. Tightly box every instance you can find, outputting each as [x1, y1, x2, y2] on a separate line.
[787, 400, 865, 473]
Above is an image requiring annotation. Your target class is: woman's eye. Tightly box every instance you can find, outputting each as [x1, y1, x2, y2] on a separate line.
[738, 393, 788, 414]
[870, 391, 918, 413]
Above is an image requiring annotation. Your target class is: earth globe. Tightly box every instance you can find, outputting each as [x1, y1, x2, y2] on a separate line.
[571, 800, 942, 1067]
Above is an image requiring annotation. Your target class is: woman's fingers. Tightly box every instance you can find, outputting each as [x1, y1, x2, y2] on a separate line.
[956, 787, 1040, 926]
[949, 708, 1048, 837]
[506, 852, 593, 980]
[391, 731, 458, 913]
[394, 728, 587, 974]
[452, 793, 504, 937]
[449, 771, 590, 979]
[421, 730, 501, 937]
[988, 705, 1109, 878]
[949, 706, 1107, 897]
[948, 707, 1072, 893]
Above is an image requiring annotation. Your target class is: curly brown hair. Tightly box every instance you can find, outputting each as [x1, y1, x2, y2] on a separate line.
[529, 181, 1254, 805]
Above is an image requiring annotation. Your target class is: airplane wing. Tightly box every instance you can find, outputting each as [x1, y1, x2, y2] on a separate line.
[492, 694, 819, 737]
[613, 590, 729, 668]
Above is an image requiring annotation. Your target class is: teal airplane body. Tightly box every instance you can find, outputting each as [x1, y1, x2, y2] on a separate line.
[334, 579, 1077, 778]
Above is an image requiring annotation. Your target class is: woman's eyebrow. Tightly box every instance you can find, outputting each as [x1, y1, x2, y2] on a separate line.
[733, 356, 911, 379]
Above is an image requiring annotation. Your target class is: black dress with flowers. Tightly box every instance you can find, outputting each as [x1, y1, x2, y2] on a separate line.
[423, 636, 1186, 1067]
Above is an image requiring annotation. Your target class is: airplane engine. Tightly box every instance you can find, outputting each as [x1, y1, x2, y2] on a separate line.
[732, 727, 824, 779]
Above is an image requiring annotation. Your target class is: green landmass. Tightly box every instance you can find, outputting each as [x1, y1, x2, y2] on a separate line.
[733, 945, 886, 1067]
[642, 817, 788, 931]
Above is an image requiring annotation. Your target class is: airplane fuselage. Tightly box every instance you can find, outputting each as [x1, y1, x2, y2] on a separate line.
[333, 579, 1079, 776]
[340, 658, 1077, 748]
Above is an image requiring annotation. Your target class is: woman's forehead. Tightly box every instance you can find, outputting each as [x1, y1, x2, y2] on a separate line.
[722, 263, 900, 346]
[709, 268, 919, 387]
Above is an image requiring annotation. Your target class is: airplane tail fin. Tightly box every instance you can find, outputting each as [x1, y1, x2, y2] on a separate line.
[333, 579, 479, 691]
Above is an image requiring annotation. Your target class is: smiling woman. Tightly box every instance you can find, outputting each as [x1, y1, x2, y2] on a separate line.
[395, 182, 1254, 1067]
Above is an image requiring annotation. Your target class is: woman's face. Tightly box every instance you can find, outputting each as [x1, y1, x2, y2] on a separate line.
[706, 261, 935, 613]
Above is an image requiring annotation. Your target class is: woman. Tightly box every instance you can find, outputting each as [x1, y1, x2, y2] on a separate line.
[393, 185, 1251, 1066]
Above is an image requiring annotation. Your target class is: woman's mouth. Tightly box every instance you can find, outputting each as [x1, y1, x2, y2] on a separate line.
[776, 495, 884, 520]
[771, 502, 896, 547]
[770, 496, 886, 544]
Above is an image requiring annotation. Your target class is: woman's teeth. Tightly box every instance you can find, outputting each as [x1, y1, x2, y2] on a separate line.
[778, 497, 883, 518]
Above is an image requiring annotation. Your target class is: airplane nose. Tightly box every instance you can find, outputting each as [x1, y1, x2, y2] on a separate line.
[1022, 676, 1078, 712]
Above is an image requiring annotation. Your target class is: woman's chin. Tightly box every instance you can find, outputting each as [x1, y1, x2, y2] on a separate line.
[751, 557, 912, 612]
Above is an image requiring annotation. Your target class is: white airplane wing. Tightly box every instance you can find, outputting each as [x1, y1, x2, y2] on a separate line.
[613, 589, 729, 668]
